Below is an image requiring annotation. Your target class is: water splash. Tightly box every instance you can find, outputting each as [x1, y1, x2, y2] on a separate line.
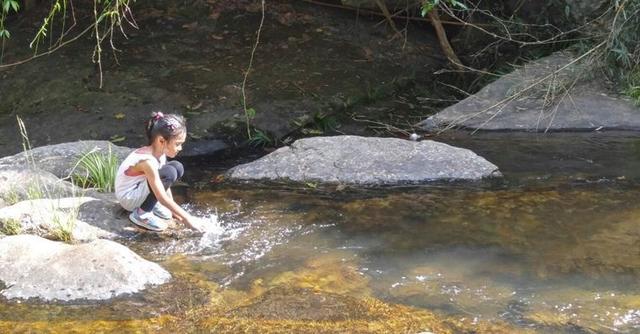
[195, 209, 225, 249]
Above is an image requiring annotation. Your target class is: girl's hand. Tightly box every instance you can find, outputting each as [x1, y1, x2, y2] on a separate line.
[184, 215, 206, 233]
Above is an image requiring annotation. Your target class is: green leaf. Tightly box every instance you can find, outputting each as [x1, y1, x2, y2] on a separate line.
[109, 134, 126, 143]
[246, 107, 256, 119]
[2, 1, 10, 13]
[3, 29, 9, 38]
[450, 0, 467, 9]
[9, 0, 18, 12]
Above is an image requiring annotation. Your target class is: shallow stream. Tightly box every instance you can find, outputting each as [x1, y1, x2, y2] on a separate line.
[3, 131, 640, 333]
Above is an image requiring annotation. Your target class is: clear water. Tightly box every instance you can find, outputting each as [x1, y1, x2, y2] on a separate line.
[3, 131, 640, 333]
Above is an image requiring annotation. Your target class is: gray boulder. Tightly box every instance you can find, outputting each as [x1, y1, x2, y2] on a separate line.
[227, 135, 500, 184]
[0, 168, 80, 209]
[565, 0, 608, 22]
[0, 235, 170, 301]
[419, 52, 640, 132]
[0, 140, 131, 180]
[181, 139, 228, 158]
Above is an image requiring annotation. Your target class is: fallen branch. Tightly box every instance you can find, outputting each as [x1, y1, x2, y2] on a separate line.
[300, 0, 476, 27]
[374, 0, 403, 38]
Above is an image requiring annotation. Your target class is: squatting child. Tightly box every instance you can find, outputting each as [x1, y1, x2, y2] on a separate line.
[115, 112, 203, 232]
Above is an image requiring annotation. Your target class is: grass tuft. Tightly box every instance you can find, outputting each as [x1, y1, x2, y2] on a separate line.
[50, 210, 76, 243]
[74, 145, 118, 192]
[0, 218, 21, 235]
[248, 129, 274, 148]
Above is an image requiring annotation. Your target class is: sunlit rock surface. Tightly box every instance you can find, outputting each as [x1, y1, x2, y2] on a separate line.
[0, 235, 170, 301]
[227, 135, 501, 184]
[0, 141, 131, 179]
[0, 197, 131, 241]
[0, 168, 79, 209]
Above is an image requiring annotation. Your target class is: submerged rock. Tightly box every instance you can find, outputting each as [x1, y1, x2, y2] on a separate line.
[227, 135, 500, 184]
[230, 286, 371, 321]
[0, 235, 171, 301]
[419, 52, 640, 132]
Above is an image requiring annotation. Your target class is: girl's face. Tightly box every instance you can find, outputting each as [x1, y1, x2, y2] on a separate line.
[161, 132, 186, 158]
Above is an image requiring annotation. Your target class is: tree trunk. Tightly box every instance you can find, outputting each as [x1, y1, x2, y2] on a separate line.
[427, 8, 464, 70]
[374, 0, 402, 38]
[23, 0, 37, 11]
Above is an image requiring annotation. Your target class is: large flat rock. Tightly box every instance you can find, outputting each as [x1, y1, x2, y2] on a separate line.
[227, 135, 500, 184]
[0, 235, 171, 301]
[419, 52, 640, 132]
[0, 196, 131, 241]
[0, 168, 80, 209]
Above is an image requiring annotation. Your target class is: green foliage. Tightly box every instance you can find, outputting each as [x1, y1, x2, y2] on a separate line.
[2, 189, 19, 205]
[1, 0, 18, 13]
[0, 0, 19, 61]
[50, 211, 75, 243]
[626, 67, 640, 104]
[0, 217, 21, 235]
[73, 146, 118, 192]
[248, 128, 274, 148]
[421, 0, 467, 16]
[313, 112, 338, 133]
[29, 0, 63, 52]
[25, 182, 44, 200]
[598, 0, 640, 100]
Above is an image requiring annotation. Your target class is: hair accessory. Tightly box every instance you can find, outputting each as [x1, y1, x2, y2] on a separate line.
[153, 112, 164, 121]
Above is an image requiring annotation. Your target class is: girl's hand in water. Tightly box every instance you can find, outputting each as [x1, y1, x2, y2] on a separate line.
[184, 215, 206, 233]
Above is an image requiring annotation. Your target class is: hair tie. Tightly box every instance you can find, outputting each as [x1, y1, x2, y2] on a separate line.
[153, 112, 164, 121]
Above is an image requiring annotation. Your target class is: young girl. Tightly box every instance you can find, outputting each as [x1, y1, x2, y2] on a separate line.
[115, 112, 202, 232]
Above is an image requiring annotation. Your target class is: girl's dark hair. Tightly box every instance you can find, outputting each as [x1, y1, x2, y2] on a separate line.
[145, 112, 186, 144]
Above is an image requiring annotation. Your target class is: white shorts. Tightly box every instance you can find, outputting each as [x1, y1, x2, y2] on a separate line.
[116, 180, 150, 212]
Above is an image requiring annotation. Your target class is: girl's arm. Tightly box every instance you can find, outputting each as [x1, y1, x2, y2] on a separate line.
[137, 160, 202, 231]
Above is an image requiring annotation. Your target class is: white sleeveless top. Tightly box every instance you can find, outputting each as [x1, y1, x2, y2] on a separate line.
[115, 147, 166, 211]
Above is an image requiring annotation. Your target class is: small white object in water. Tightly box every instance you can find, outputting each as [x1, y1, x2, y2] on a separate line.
[409, 133, 420, 141]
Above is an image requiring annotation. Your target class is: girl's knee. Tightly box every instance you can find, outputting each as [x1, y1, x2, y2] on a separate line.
[159, 164, 179, 183]
[167, 161, 184, 179]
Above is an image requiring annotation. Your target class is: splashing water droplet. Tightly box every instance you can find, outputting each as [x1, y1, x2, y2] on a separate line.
[196, 212, 224, 249]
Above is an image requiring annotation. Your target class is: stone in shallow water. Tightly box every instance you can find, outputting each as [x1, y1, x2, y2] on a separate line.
[229, 286, 371, 321]
[419, 52, 640, 131]
[0, 235, 171, 301]
[227, 135, 500, 184]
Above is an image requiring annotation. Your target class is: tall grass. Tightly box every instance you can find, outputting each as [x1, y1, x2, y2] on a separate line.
[12, 116, 80, 243]
[50, 208, 77, 243]
[73, 145, 118, 192]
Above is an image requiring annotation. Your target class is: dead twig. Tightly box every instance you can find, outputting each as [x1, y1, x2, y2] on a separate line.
[300, 0, 477, 27]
